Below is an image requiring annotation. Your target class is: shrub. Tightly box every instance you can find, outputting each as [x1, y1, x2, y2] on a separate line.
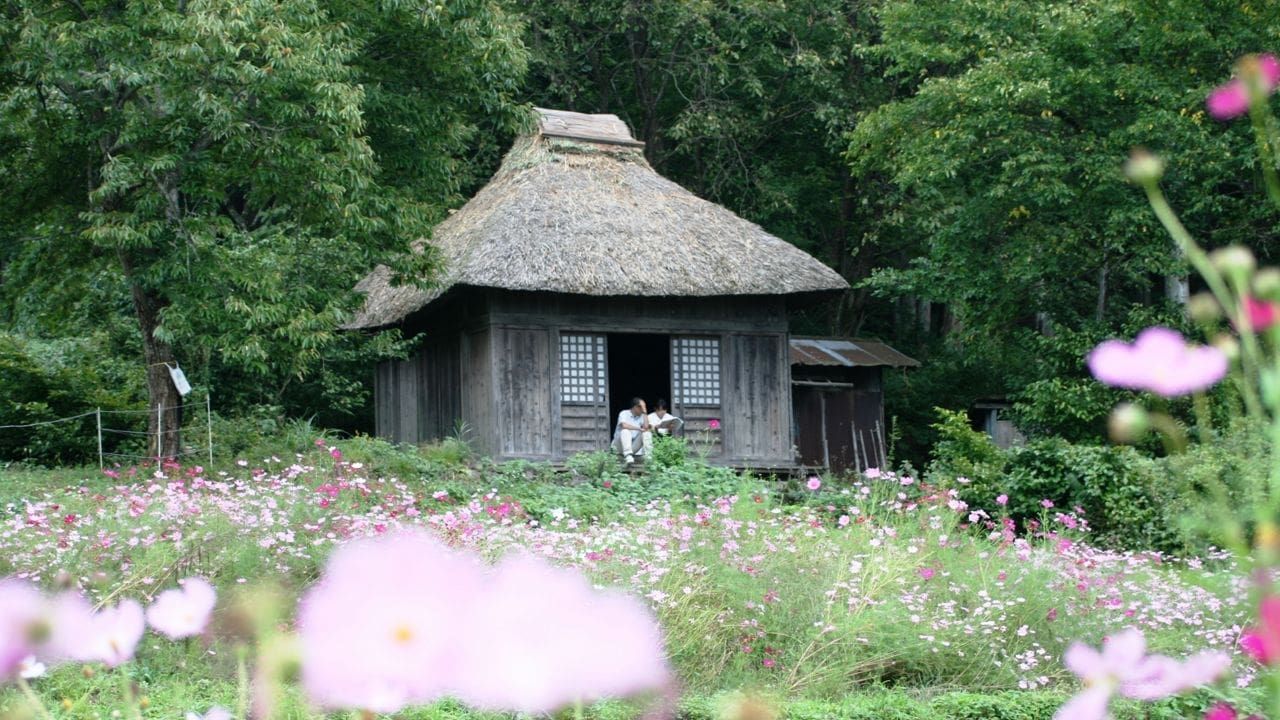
[931, 408, 1179, 551]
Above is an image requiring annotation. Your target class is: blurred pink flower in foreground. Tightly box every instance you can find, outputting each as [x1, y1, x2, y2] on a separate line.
[455, 553, 669, 713]
[298, 529, 486, 712]
[1055, 628, 1229, 720]
[1207, 53, 1280, 120]
[147, 577, 216, 639]
[75, 600, 145, 667]
[298, 529, 670, 714]
[1240, 595, 1280, 665]
[1204, 702, 1262, 720]
[1242, 296, 1280, 332]
[1087, 327, 1227, 396]
[0, 580, 44, 681]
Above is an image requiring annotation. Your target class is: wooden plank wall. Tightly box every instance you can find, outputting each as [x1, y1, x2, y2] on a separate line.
[678, 407, 723, 457]
[495, 326, 553, 458]
[724, 333, 791, 464]
[460, 329, 495, 455]
[419, 333, 462, 441]
[561, 404, 610, 454]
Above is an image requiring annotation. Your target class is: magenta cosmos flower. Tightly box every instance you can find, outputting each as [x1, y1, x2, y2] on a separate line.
[453, 552, 670, 714]
[1240, 595, 1280, 665]
[1055, 628, 1229, 720]
[147, 577, 216, 640]
[806, 477, 822, 491]
[1087, 327, 1227, 396]
[1207, 53, 1280, 120]
[298, 529, 488, 712]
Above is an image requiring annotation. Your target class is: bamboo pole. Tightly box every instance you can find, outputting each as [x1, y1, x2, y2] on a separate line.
[206, 393, 214, 467]
[96, 409, 103, 469]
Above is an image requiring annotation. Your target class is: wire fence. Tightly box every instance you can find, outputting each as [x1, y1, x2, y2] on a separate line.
[0, 394, 215, 469]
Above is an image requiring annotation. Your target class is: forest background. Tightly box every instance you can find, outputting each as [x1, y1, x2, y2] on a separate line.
[2, 0, 1277, 466]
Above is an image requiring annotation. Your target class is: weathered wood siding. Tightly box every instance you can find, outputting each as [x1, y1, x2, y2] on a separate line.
[494, 326, 554, 458]
[724, 333, 791, 464]
[460, 328, 495, 455]
[379, 289, 802, 467]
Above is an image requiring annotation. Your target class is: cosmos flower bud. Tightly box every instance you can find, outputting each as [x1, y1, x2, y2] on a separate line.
[1210, 245, 1255, 278]
[1187, 293, 1221, 323]
[1212, 334, 1241, 360]
[1108, 403, 1150, 444]
[1254, 268, 1280, 300]
[1124, 150, 1164, 184]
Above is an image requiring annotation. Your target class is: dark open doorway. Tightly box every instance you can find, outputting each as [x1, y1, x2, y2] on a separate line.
[607, 333, 670, 418]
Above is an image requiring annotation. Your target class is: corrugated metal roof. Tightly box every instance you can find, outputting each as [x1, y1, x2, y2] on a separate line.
[789, 337, 920, 368]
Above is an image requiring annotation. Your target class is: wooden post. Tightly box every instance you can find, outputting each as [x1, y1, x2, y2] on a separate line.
[96, 408, 103, 469]
[156, 402, 163, 465]
[206, 393, 214, 467]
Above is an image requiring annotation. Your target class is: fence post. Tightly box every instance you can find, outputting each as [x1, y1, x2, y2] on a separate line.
[206, 392, 214, 467]
[156, 402, 163, 466]
[96, 408, 103, 469]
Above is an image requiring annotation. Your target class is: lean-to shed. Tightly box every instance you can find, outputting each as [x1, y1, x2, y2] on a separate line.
[790, 337, 919, 473]
[348, 108, 848, 468]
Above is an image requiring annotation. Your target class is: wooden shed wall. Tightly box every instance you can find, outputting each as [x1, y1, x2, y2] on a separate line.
[380, 289, 798, 467]
[724, 333, 792, 464]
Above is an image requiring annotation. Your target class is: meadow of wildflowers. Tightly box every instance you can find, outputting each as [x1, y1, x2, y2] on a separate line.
[0, 448, 1261, 718]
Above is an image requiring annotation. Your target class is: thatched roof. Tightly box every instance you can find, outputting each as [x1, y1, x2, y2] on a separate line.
[347, 108, 849, 329]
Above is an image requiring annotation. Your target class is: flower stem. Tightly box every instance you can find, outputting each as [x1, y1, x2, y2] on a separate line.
[16, 677, 55, 720]
[1140, 180, 1265, 418]
[120, 668, 144, 720]
[236, 643, 250, 720]
[1246, 89, 1280, 210]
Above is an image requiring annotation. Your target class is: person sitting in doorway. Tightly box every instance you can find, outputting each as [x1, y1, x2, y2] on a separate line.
[612, 397, 652, 465]
[647, 399, 684, 437]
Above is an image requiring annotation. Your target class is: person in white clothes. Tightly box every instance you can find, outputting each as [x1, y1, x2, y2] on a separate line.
[647, 398, 683, 436]
[612, 397, 652, 464]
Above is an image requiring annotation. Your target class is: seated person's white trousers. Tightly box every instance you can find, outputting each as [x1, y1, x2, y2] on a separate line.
[613, 428, 653, 457]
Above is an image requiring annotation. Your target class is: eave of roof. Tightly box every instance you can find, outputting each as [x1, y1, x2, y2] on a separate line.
[789, 336, 920, 368]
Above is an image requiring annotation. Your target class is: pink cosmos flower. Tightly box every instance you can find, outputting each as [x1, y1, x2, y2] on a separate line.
[146, 577, 216, 639]
[1041, 499, 1055, 509]
[69, 600, 145, 667]
[918, 567, 935, 580]
[0, 580, 45, 680]
[1240, 596, 1280, 665]
[1087, 327, 1228, 396]
[1204, 703, 1263, 720]
[806, 477, 822, 491]
[298, 529, 487, 712]
[1207, 54, 1280, 120]
[708, 419, 721, 430]
[1055, 628, 1230, 720]
[996, 494, 1009, 506]
[454, 552, 670, 713]
[1242, 296, 1280, 332]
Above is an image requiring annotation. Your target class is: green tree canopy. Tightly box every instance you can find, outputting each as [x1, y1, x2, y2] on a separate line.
[0, 0, 526, 449]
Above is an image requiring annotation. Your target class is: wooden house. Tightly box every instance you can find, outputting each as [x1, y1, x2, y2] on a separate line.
[347, 108, 848, 468]
[790, 337, 919, 473]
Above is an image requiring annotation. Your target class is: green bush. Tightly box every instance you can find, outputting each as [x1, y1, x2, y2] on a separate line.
[0, 332, 145, 465]
[930, 408, 1178, 551]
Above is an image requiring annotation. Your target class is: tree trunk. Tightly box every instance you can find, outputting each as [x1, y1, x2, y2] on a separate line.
[119, 252, 182, 459]
[1095, 262, 1108, 322]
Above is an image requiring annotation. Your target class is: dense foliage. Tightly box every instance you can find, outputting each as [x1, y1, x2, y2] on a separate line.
[1, 0, 1278, 465]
